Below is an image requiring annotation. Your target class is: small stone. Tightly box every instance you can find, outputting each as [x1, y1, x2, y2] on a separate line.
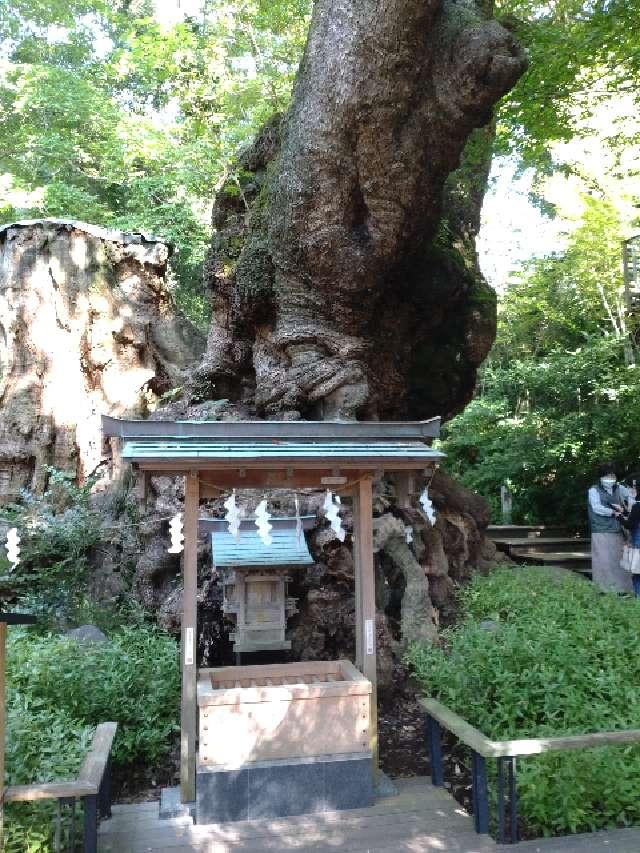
[480, 619, 499, 633]
[65, 625, 109, 645]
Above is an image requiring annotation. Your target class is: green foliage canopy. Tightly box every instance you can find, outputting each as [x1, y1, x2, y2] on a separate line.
[442, 195, 640, 525]
[0, 0, 311, 326]
[1, 0, 638, 330]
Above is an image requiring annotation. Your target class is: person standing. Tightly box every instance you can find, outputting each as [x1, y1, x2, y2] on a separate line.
[588, 463, 633, 592]
[622, 486, 640, 597]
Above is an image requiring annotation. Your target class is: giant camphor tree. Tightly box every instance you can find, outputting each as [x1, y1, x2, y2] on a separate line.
[192, 0, 528, 422]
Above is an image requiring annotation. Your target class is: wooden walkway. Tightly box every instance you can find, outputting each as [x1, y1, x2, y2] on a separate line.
[98, 777, 640, 852]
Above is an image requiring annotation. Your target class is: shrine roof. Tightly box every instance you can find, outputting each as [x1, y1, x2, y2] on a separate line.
[211, 523, 314, 569]
[119, 439, 443, 468]
[103, 415, 441, 442]
[104, 416, 444, 472]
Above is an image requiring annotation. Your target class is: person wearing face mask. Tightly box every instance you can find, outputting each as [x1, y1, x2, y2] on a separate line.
[588, 463, 634, 592]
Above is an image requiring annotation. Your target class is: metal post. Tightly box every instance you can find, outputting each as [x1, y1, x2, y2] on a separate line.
[99, 759, 112, 819]
[69, 799, 77, 853]
[54, 799, 62, 853]
[508, 756, 519, 844]
[497, 757, 506, 843]
[471, 752, 489, 834]
[83, 794, 98, 853]
[425, 715, 444, 787]
[60, 797, 76, 852]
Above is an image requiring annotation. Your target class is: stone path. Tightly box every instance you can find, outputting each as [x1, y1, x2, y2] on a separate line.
[99, 776, 640, 852]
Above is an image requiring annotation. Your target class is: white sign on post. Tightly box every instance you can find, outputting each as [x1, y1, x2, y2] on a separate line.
[185, 626, 194, 666]
[365, 619, 374, 656]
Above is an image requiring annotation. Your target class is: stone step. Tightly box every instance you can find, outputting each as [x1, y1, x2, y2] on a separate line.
[494, 537, 590, 554]
[488, 524, 574, 540]
[511, 549, 592, 574]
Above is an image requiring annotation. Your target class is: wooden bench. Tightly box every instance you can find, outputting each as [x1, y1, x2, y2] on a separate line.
[4, 721, 117, 853]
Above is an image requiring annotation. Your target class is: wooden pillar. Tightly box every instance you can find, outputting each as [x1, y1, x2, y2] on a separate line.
[394, 472, 415, 509]
[180, 472, 199, 803]
[353, 476, 378, 777]
[352, 489, 363, 671]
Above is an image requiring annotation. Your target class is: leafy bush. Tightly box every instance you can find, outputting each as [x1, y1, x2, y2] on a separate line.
[0, 468, 102, 623]
[408, 567, 640, 836]
[7, 626, 180, 766]
[5, 625, 180, 852]
[5, 703, 93, 853]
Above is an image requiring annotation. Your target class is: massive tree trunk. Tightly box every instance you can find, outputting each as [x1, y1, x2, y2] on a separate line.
[194, 0, 527, 421]
[0, 220, 204, 503]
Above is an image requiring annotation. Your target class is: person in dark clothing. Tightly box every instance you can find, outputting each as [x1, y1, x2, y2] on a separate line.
[622, 482, 640, 597]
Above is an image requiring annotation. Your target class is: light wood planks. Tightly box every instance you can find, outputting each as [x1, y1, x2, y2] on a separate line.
[98, 777, 640, 853]
[6, 722, 118, 803]
[78, 722, 118, 787]
[98, 777, 496, 853]
[5, 781, 96, 802]
[421, 697, 640, 758]
[353, 476, 378, 778]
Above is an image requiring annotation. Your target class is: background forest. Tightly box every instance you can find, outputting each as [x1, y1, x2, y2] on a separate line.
[2, 0, 640, 517]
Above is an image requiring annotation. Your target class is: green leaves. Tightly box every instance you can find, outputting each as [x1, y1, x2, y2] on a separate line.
[494, 0, 640, 171]
[0, 0, 313, 328]
[4, 624, 180, 852]
[443, 195, 638, 526]
[408, 567, 640, 836]
[0, 467, 102, 620]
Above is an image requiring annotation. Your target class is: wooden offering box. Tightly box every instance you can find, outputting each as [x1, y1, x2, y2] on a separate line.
[197, 660, 371, 768]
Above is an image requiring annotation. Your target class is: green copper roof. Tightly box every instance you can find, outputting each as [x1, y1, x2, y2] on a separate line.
[121, 440, 444, 464]
[211, 525, 314, 569]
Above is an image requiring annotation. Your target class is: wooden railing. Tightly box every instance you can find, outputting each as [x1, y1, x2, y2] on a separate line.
[420, 697, 640, 844]
[4, 722, 117, 853]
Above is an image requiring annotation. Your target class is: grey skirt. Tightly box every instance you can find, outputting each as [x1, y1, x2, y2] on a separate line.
[591, 532, 632, 592]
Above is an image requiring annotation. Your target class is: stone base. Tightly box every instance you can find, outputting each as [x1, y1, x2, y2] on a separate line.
[196, 752, 373, 824]
[375, 770, 398, 799]
[159, 786, 195, 820]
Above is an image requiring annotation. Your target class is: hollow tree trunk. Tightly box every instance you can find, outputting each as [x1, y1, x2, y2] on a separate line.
[194, 0, 527, 421]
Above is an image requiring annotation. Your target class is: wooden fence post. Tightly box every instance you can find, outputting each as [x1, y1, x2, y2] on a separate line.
[180, 472, 199, 803]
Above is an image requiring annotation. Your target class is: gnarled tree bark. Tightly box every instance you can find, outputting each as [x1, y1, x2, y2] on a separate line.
[194, 0, 527, 421]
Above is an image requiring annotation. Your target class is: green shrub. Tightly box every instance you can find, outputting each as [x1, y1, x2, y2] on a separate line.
[7, 626, 180, 766]
[407, 567, 640, 836]
[0, 468, 102, 623]
[4, 624, 180, 852]
[5, 703, 93, 853]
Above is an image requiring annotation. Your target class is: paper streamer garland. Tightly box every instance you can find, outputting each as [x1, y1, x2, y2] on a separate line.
[5, 527, 20, 568]
[419, 486, 437, 525]
[255, 499, 273, 546]
[167, 513, 184, 554]
[224, 489, 243, 543]
[323, 490, 345, 542]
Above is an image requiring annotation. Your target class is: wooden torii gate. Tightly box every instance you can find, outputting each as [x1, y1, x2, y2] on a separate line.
[102, 416, 443, 804]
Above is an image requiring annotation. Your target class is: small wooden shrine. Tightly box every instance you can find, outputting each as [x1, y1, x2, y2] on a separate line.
[200, 517, 315, 656]
[102, 415, 443, 821]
